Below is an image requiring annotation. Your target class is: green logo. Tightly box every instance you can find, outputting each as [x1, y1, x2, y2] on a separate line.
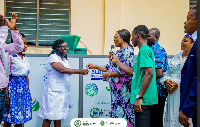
[32, 98, 39, 112]
[106, 87, 110, 92]
[90, 108, 101, 118]
[74, 120, 81, 127]
[100, 120, 105, 126]
[85, 83, 98, 97]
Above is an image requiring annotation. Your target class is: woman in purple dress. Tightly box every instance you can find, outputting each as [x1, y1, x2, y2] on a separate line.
[87, 29, 135, 127]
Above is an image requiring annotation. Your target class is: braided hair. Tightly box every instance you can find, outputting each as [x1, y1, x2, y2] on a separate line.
[49, 39, 68, 59]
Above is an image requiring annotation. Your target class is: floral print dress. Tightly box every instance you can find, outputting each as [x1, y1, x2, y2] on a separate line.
[105, 45, 135, 126]
[3, 54, 32, 124]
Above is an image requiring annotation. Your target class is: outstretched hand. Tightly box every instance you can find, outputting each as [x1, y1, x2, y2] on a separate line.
[86, 63, 96, 69]
[80, 69, 89, 75]
[7, 13, 17, 30]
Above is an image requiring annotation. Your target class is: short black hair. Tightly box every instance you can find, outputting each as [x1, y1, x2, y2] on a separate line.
[133, 25, 149, 40]
[192, 5, 197, 19]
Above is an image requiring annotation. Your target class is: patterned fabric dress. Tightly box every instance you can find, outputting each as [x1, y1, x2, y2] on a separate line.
[160, 51, 193, 127]
[105, 45, 135, 126]
[3, 54, 32, 124]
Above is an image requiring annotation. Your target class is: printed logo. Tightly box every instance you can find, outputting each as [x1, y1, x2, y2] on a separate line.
[100, 120, 105, 126]
[90, 108, 111, 118]
[74, 120, 81, 127]
[106, 87, 110, 92]
[91, 69, 105, 80]
[85, 83, 98, 97]
[90, 108, 101, 118]
[32, 98, 39, 112]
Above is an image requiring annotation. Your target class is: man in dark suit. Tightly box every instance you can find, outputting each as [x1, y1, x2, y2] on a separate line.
[179, 5, 197, 127]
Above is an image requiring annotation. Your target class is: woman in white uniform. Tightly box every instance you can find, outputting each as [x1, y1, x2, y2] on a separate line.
[160, 34, 194, 127]
[38, 39, 89, 127]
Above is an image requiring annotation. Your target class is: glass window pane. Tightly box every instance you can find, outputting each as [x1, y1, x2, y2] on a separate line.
[6, 0, 37, 45]
[38, 0, 70, 46]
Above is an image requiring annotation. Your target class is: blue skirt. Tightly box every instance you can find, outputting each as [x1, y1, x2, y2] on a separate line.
[3, 76, 32, 124]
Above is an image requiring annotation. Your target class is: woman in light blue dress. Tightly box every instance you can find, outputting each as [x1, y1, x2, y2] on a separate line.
[161, 34, 194, 127]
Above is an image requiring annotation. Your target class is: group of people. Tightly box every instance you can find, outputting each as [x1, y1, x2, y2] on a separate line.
[0, 5, 197, 127]
[0, 13, 89, 127]
[0, 13, 32, 127]
[86, 6, 197, 127]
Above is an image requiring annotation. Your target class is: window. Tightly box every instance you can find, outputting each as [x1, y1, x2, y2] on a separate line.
[5, 0, 70, 46]
[190, 0, 197, 9]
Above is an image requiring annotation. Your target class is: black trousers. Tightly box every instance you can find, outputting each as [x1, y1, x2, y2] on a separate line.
[134, 105, 152, 127]
[192, 110, 197, 127]
[150, 95, 167, 127]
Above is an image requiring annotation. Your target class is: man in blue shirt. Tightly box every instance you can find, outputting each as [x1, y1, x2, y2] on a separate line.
[148, 28, 168, 127]
[179, 5, 197, 127]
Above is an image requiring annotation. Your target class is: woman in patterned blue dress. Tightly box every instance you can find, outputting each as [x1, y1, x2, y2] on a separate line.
[3, 33, 32, 127]
[87, 29, 135, 127]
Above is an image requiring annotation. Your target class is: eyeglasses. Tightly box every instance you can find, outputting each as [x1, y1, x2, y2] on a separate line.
[148, 35, 157, 37]
[59, 45, 69, 50]
[114, 36, 119, 39]
[185, 34, 194, 42]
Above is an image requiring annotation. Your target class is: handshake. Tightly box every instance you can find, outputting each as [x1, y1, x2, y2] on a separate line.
[86, 63, 110, 80]
[0, 13, 18, 30]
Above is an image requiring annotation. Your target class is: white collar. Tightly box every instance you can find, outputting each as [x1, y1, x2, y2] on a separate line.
[192, 31, 197, 42]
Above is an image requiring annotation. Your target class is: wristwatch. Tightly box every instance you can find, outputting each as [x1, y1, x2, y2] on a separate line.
[136, 95, 143, 99]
